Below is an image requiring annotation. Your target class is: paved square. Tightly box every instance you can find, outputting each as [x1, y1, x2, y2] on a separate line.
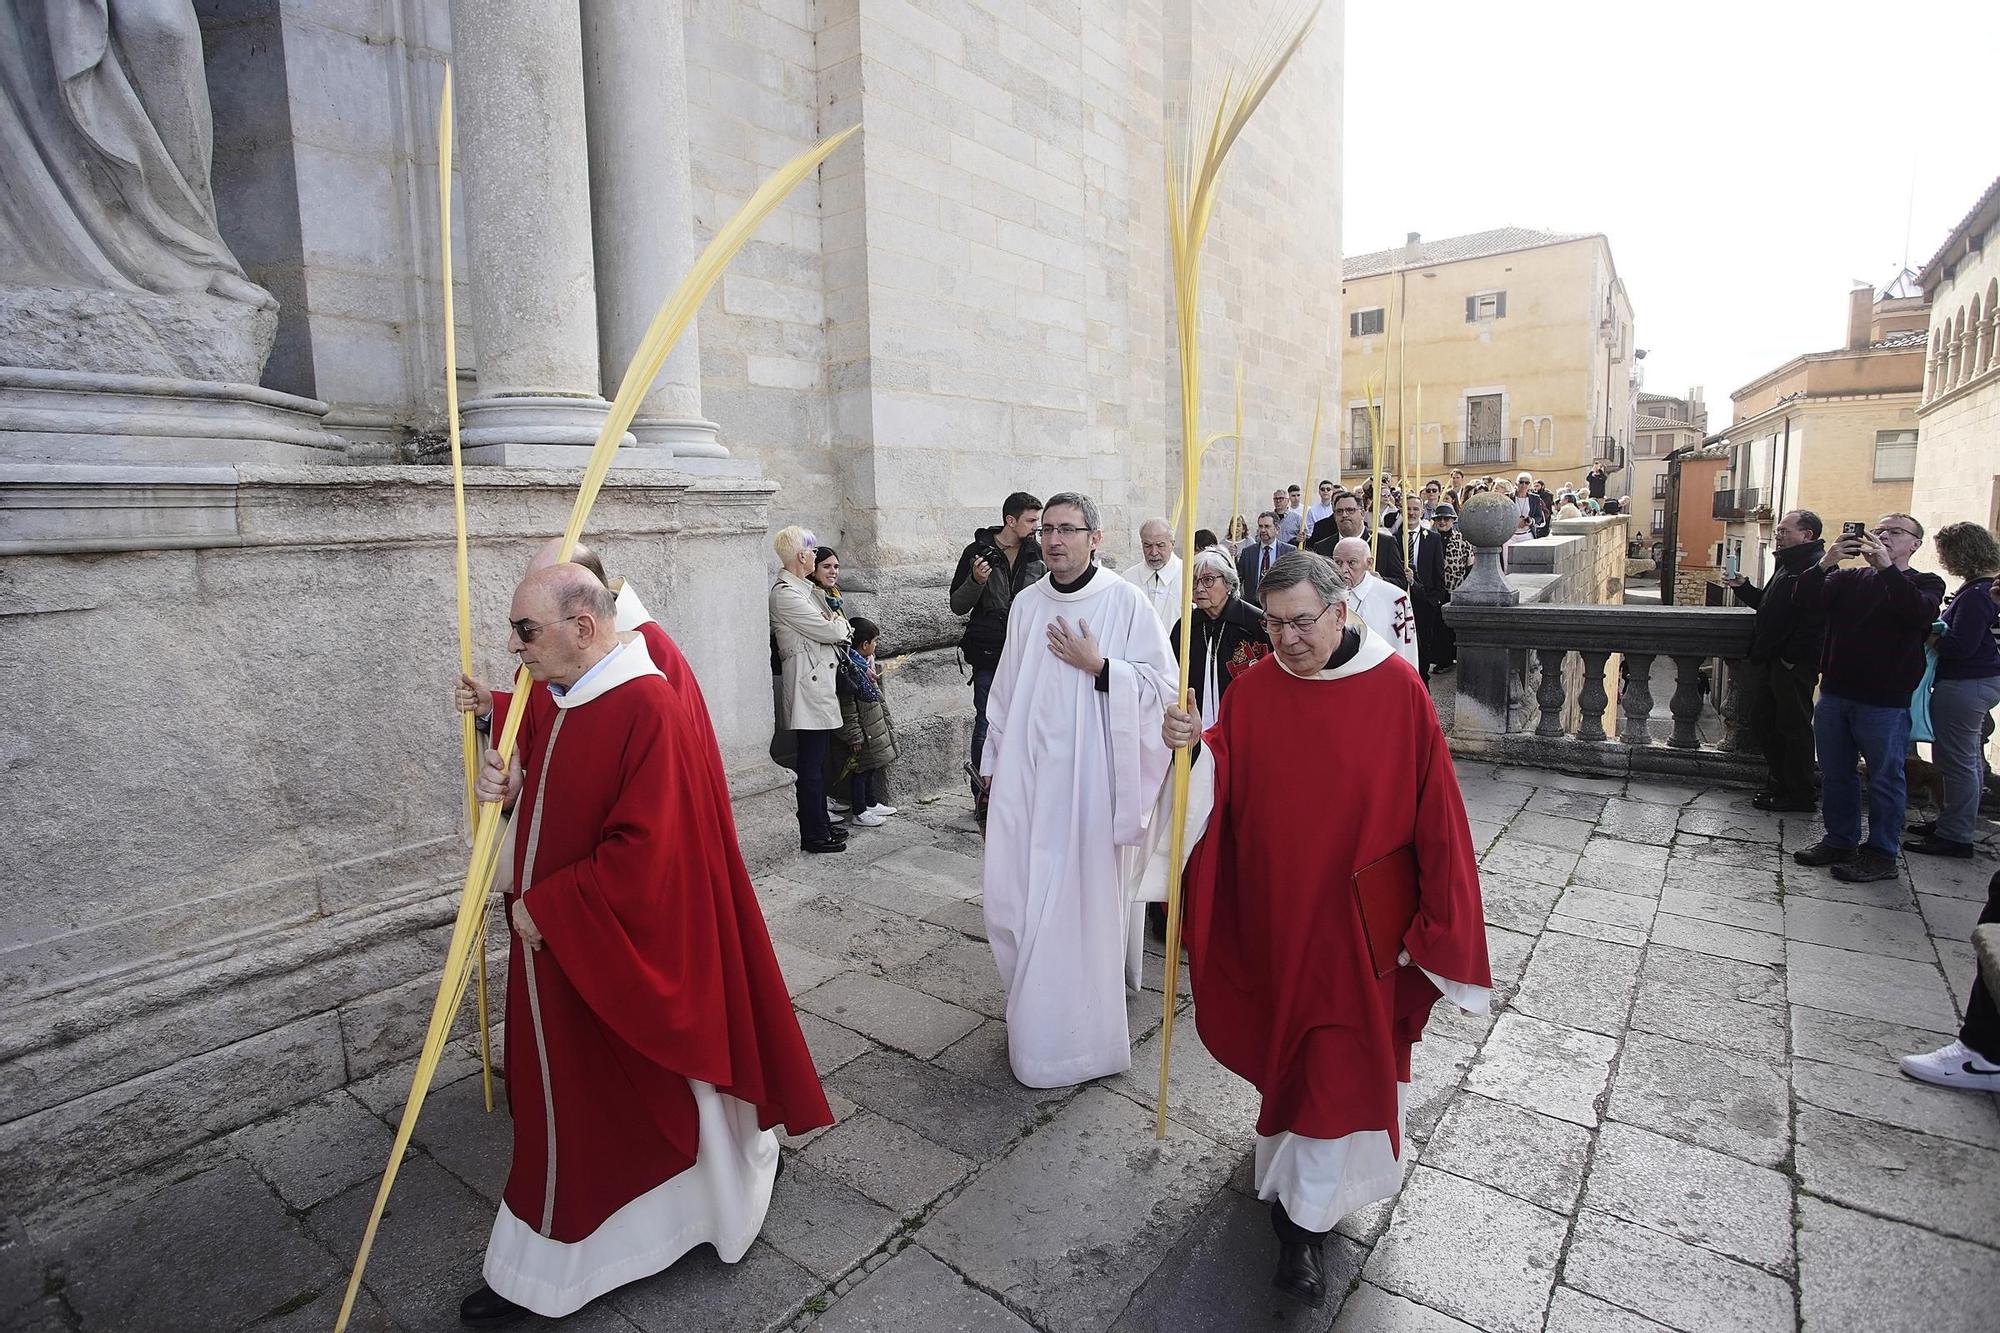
[9, 771, 1994, 1332]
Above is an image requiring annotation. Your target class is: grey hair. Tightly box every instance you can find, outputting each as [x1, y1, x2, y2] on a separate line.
[1193, 547, 1238, 590]
[1258, 550, 1348, 607]
[1043, 491, 1100, 531]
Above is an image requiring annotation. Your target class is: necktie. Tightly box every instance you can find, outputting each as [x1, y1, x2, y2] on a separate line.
[1260, 545, 1272, 577]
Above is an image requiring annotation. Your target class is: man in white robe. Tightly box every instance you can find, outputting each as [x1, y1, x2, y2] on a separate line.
[1331, 537, 1418, 670]
[1120, 516, 1183, 626]
[981, 491, 1177, 1088]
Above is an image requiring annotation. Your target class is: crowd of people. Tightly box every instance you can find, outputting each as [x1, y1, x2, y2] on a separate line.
[424, 475, 1996, 1329]
[1721, 508, 2000, 1094]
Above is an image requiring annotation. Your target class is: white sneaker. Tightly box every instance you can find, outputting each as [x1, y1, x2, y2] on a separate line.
[829, 798, 851, 813]
[1899, 1040, 2000, 1091]
[854, 809, 888, 827]
[865, 803, 898, 818]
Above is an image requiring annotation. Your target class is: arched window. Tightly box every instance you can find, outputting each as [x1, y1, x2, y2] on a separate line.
[1983, 278, 1999, 374]
[1948, 308, 1965, 387]
[1972, 294, 1987, 378]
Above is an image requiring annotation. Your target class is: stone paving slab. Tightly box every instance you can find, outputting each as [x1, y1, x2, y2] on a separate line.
[795, 972, 982, 1059]
[1787, 938, 1959, 1030]
[1649, 912, 1785, 966]
[229, 1088, 400, 1211]
[800, 1109, 974, 1213]
[920, 1088, 1233, 1333]
[608, 1241, 812, 1333]
[1792, 1055, 2000, 1149]
[1793, 1104, 2000, 1244]
[758, 1157, 899, 1282]
[1581, 1123, 1794, 1272]
[1417, 1093, 1593, 1213]
[1627, 969, 1789, 1059]
[1362, 1166, 1566, 1333]
[1561, 1211, 1794, 1333]
[1509, 931, 1643, 1036]
[1607, 1031, 1790, 1166]
[1795, 1197, 2000, 1333]
[1465, 1013, 1617, 1126]
[813, 1245, 1035, 1332]
[304, 1158, 498, 1333]
[1783, 896, 1934, 961]
[825, 1047, 1042, 1162]
[1542, 1286, 1675, 1332]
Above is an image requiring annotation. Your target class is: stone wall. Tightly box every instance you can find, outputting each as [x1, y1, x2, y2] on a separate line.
[0, 469, 785, 1206]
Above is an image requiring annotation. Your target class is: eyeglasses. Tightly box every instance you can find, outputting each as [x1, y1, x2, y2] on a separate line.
[509, 615, 581, 644]
[1035, 524, 1094, 538]
[1259, 604, 1333, 636]
[1873, 526, 1918, 540]
[1192, 573, 1225, 588]
[1332, 506, 1361, 517]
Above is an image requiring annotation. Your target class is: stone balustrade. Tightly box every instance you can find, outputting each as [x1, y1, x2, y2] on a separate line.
[1442, 490, 1764, 784]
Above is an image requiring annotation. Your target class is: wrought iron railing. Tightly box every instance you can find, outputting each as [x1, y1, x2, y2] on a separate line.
[1444, 438, 1516, 467]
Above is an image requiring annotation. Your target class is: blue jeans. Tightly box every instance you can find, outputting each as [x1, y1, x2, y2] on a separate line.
[970, 665, 997, 776]
[1813, 692, 1911, 856]
[1931, 675, 2000, 843]
[794, 728, 833, 842]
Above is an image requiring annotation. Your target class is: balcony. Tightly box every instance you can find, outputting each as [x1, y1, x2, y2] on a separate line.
[1343, 445, 1401, 475]
[1711, 487, 1766, 522]
[1443, 437, 1516, 468]
[1593, 437, 1626, 470]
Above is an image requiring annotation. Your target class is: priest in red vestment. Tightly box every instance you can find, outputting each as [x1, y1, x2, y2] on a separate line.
[1161, 550, 1490, 1309]
[460, 563, 830, 1326]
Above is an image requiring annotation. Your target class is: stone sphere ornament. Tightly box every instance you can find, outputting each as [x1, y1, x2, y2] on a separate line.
[1458, 490, 1519, 551]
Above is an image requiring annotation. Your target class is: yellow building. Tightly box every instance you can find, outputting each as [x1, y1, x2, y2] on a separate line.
[1710, 284, 1928, 582]
[1912, 175, 2000, 570]
[1338, 228, 1636, 495]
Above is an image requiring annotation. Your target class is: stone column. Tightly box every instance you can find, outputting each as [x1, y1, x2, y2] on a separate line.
[1447, 491, 1523, 738]
[578, 0, 724, 458]
[449, 0, 629, 463]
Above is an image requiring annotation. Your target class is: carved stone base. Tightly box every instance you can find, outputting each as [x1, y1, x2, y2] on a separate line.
[0, 284, 276, 384]
[0, 365, 341, 464]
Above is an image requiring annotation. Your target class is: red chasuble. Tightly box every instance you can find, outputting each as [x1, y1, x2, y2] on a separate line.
[500, 638, 830, 1247]
[1181, 642, 1490, 1152]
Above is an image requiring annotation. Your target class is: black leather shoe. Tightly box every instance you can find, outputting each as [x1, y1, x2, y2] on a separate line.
[459, 1284, 526, 1328]
[1904, 834, 1975, 859]
[1794, 838, 1857, 867]
[1272, 1240, 1326, 1308]
[801, 837, 847, 854]
[1830, 848, 1899, 882]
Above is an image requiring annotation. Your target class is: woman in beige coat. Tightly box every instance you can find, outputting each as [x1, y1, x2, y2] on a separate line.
[770, 525, 851, 852]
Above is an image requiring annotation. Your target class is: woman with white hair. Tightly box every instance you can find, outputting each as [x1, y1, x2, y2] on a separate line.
[1171, 547, 1271, 728]
[770, 525, 852, 853]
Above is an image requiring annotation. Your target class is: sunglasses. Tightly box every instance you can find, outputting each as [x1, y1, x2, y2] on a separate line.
[509, 615, 580, 644]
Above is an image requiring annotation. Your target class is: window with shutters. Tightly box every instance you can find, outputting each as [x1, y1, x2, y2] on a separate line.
[1651, 506, 1666, 530]
[1466, 290, 1506, 322]
[1347, 406, 1374, 468]
[1349, 307, 1385, 337]
[1872, 429, 1917, 481]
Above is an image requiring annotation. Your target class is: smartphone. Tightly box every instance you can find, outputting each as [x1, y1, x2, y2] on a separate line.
[1842, 521, 1866, 540]
[1725, 552, 1739, 578]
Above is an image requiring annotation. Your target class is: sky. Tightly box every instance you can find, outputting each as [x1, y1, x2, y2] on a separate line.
[1343, 0, 2000, 428]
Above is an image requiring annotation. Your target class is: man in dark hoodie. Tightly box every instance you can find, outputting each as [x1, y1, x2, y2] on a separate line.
[1724, 509, 1828, 812]
[1790, 513, 1948, 884]
[950, 492, 1045, 820]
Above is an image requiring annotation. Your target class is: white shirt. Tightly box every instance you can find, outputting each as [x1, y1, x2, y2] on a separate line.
[1120, 553, 1183, 626]
[1305, 502, 1334, 530]
[1347, 572, 1418, 669]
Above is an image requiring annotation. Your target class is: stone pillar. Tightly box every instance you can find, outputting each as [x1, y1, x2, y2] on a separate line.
[578, 0, 724, 458]
[1447, 492, 1522, 737]
[449, 0, 629, 463]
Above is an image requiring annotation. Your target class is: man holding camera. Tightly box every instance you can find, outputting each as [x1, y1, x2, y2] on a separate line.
[1790, 514, 1947, 883]
[1723, 510, 1828, 812]
[951, 492, 1045, 822]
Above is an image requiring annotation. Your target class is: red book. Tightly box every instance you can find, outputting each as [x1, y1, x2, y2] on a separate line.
[1353, 844, 1419, 979]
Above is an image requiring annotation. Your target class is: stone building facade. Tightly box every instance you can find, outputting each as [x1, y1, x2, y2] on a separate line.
[1631, 388, 1706, 555]
[1338, 228, 1637, 499]
[1912, 174, 2000, 567]
[0, 1, 1344, 1207]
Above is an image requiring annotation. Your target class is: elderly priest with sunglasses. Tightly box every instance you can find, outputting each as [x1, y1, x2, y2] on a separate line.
[457, 563, 830, 1327]
[980, 491, 1178, 1088]
[1159, 550, 1491, 1309]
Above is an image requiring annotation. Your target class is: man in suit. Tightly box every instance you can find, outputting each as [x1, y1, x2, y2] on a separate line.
[1407, 496, 1453, 680]
[1308, 489, 1406, 589]
[1237, 511, 1283, 603]
[1514, 472, 1549, 539]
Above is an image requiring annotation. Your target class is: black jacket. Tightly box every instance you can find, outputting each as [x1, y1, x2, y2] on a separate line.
[949, 527, 1044, 669]
[1236, 540, 1284, 603]
[1410, 527, 1449, 602]
[1171, 596, 1270, 715]
[1304, 517, 1408, 588]
[1735, 540, 1828, 666]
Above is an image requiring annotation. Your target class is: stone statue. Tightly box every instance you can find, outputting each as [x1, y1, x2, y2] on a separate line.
[0, 0, 277, 383]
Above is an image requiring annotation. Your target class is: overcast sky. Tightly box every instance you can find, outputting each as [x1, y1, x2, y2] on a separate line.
[1342, 1, 2000, 427]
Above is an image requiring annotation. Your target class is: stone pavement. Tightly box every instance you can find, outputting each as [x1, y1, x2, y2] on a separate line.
[5, 767, 1998, 1333]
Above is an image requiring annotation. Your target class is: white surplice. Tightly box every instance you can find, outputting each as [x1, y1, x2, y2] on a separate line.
[1347, 571, 1418, 670]
[980, 570, 1177, 1088]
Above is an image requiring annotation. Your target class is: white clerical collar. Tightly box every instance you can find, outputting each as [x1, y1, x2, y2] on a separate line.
[549, 632, 663, 708]
[612, 578, 655, 631]
[1275, 622, 1394, 681]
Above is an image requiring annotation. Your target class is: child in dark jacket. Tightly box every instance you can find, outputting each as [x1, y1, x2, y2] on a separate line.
[833, 617, 900, 827]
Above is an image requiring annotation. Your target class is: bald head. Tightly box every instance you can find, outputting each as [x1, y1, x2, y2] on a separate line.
[509, 563, 619, 687]
[1138, 518, 1173, 570]
[1330, 537, 1372, 590]
[527, 537, 607, 585]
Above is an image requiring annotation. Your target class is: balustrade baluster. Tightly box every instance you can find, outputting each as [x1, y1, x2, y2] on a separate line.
[1669, 654, 1705, 749]
[1534, 648, 1567, 738]
[1577, 650, 1610, 742]
[1622, 652, 1655, 746]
